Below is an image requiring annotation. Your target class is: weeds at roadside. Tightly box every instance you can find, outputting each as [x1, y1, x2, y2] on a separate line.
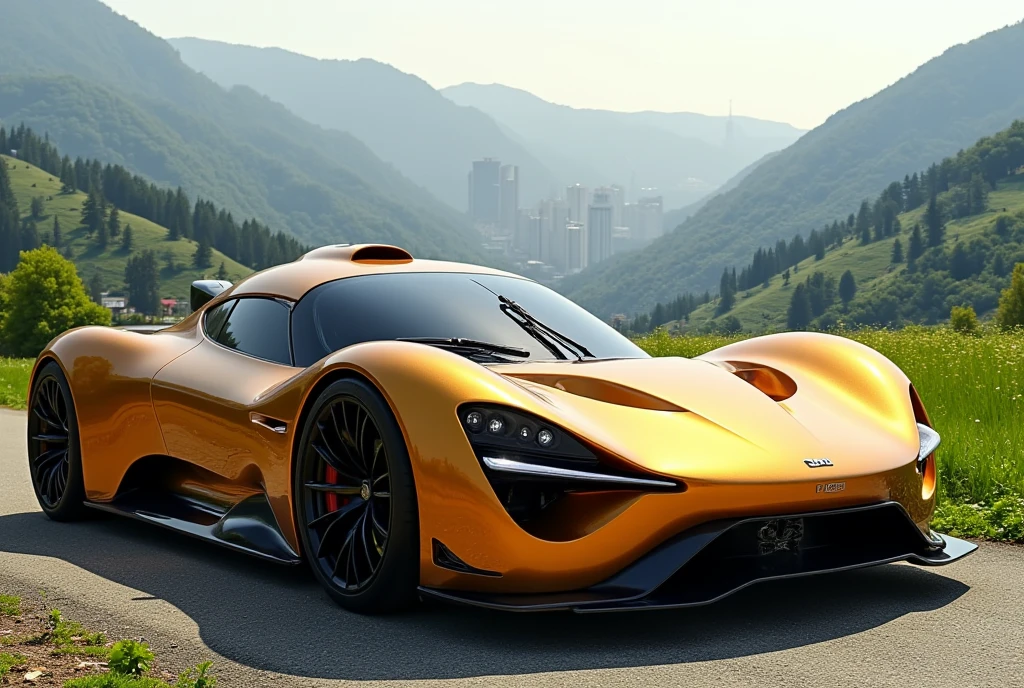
[0, 652, 27, 680]
[0, 595, 20, 617]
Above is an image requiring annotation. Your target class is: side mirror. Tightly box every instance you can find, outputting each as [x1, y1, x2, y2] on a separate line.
[190, 280, 232, 313]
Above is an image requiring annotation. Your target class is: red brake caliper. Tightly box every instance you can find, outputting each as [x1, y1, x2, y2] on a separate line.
[325, 466, 340, 512]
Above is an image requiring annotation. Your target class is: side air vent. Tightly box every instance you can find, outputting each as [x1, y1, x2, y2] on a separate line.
[351, 245, 414, 262]
[432, 539, 501, 577]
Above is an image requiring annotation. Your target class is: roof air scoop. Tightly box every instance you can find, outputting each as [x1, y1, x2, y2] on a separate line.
[299, 244, 414, 263]
[350, 245, 414, 263]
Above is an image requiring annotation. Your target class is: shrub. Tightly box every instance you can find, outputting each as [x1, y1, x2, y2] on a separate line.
[176, 661, 217, 688]
[950, 305, 978, 334]
[108, 639, 154, 677]
[0, 247, 110, 357]
[996, 262, 1024, 329]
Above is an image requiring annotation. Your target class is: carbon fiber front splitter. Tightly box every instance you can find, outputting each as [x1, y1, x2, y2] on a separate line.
[418, 501, 978, 613]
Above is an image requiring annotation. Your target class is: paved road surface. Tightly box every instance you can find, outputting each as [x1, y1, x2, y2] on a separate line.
[1, 408, 1022, 687]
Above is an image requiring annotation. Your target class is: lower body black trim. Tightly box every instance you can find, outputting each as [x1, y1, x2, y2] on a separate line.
[85, 491, 302, 565]
[418, 501, 977, 613]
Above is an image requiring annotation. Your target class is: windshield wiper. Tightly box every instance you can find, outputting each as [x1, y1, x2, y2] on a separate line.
[396, 337, 530, 362]
[497, 295, 595, 362]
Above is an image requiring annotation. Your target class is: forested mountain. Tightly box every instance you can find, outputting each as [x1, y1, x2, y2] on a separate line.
[562, 20, 1024, 317]
[626, 120, 1024, 334]
[0, 0, 488, 262]
[168, 39, 558, 212]
[441, 83, 804, 210]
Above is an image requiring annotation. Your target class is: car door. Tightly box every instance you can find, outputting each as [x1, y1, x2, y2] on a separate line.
[151, 297, 299, 480]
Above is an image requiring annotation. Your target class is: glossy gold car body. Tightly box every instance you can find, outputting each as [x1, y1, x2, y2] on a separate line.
[30, 244, 973, 611]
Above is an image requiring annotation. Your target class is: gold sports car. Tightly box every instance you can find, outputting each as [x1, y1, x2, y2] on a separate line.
[28, 244, 976, 613]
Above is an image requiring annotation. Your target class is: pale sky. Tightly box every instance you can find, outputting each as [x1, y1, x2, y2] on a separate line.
[102, 0, 1022, 129]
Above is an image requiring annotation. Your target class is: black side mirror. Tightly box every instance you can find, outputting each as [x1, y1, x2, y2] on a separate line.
[190, 280, 232, 313]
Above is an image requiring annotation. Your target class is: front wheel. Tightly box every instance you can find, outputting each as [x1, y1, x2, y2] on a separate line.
[27, 361, 88, 521]
[293, 377, 419, 614]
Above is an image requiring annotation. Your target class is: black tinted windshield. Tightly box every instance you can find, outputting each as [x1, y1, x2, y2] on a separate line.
[290, 272, 647, 367]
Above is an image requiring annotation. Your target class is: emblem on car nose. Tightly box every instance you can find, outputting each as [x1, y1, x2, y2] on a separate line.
[804, 458, 833, 468]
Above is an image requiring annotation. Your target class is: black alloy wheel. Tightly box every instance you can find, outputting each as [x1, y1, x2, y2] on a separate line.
[295, 378, 418, 613]
[27, 361, 87, 520]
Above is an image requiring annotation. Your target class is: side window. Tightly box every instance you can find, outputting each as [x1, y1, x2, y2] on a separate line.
[215, 298, 293, 366]
[203, 300, 235, 341]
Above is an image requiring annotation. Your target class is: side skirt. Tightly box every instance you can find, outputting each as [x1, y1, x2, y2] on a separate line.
[84, 491, 302, 565]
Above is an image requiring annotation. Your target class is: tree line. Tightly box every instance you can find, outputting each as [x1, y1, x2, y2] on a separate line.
[0, 124, 307, 272]
[629, 119, 1024, 333]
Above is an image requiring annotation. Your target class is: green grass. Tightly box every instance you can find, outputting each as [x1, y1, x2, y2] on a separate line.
[3, 156, 252, 301]
[0, 594, 21, 617]
[0, 358, 32, 410]
[636, 327, 1024, 540]
[0, 652, 26, 680]
[685, 177, 1024, 331]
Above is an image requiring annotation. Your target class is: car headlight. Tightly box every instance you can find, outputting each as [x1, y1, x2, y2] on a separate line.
[917, 422, 940, 472]
[458, 404, 679, 525]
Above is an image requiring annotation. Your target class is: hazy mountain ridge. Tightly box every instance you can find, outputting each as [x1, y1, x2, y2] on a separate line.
[0, 0, 489, 262]
[168, 38, 560, 211]
[561, 20, 1024, 317]
[441, 82, 805, 209]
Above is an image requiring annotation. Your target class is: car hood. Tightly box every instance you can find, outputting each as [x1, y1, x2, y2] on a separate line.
[495, 356, 919, 484]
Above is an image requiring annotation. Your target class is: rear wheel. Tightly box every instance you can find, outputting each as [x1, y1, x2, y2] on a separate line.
[27, 361, 87, 521]
[294, 378, 419, 614]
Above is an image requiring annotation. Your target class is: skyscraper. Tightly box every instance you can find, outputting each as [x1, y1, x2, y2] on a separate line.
[500, 164, 519, 240]
[541, 199, 569, 272]
[469, 158, 501, 225]
[637, 195, 664, 242]
[566, 184, 589, 224]
[566, 221, 586, 273]
[587, 192, 613, 266]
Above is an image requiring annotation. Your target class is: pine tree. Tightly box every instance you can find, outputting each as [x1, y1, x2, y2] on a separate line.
[783, 269, 791, 286]
[107, 206, 121, 238]
[787, 284, 812, 329]
[856, 200, 872, 245]
[88, 273, 104, 305]
[21, 218, 40, 251]
[121, 223, 134, 252]
[30, 196, 44, 220]
[194, 240, 213, 269]
[51, 216, 62, 249]
[925, 194, 945, 247]
[216, 261, 228, 281]
[124, 250, 160, 315]
[838, 270, 856, 305]
[996, 263, 1024, 329]
[908, 224, 925, 262]
[96, 214, 108, 249]
[891, 238, 904, 263]
[716, 267, 736, 314]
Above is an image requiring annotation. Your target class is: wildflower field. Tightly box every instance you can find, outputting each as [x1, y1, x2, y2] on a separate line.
[637, 327, 1024, 540]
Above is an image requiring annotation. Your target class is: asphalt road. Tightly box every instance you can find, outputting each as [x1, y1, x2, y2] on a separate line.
[1, 408, 1022, 687]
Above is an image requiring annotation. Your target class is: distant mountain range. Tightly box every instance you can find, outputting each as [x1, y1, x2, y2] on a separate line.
[440, 83, 805, 209]
[562, 19, 1024, 317]
[168, 38, 559, 211]
[0, 0, 488, 262]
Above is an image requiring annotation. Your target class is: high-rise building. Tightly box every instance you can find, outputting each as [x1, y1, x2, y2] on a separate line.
[566, 184, 589, 224]
[500, 164, 519, 239]
[566, 221, 586, 273]
[587, 192, 613, 266]
[523, 214, 543, 261]
[638, 195, 664, 241]
[541, 199, 569, 272]
[596, 185, 625, 228]
[469, 158, 501, 225]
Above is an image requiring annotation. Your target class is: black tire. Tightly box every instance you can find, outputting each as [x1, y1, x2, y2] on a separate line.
[293, 377, 419, 614]
[27, 361, 88, 521]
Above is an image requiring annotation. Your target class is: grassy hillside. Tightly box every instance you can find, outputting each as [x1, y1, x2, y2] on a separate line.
[169, 38, 559, 212]
[678, 177, 1024, 331]
[3, 156, 251, 299]
[563, 20, 1024, 316]
[0, 0, 489, 263]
